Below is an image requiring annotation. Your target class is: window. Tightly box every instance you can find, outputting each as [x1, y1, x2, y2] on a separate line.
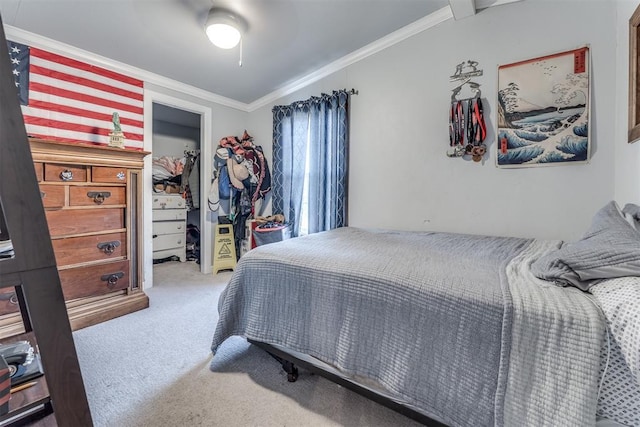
[272, 91, 350, 237]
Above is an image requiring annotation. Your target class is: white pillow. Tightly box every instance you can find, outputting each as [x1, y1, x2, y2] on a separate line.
[624, 212, 638, 230]
[590, 276, 640, 381]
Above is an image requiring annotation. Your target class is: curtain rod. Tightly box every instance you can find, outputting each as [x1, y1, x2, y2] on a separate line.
[273, 89, 359, 111]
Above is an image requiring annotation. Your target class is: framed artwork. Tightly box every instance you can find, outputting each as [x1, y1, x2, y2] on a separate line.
[496, 47, 590, 168]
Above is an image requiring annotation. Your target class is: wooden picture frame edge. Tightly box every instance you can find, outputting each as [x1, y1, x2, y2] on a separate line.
[628, 4, 640, 143]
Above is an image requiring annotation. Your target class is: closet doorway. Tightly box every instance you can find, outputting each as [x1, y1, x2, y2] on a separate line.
[152, 103, 201, 263]
[143, 91, 213, 285]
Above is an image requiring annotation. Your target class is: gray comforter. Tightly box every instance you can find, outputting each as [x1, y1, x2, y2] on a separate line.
[211, 227, 604, 426]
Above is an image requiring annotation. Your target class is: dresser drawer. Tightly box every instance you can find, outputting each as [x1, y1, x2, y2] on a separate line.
[153, 233, 185, 251]
[46, 208, 124, 237]
[92, 166, 127, 183]
[34, 162, 43, 182]
[59, 260, 130, 301]
[52, 232, 126, 267]
[153, 220, 185, 236]
[69, 186, 126, 206]
[152, 195, 185, 209]
[39, 184, 66, 208]
[44, 163, 87, 182]
[152, 209, 187, 221]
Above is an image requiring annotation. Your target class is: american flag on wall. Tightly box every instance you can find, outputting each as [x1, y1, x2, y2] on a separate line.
[7, 40, 144, 149]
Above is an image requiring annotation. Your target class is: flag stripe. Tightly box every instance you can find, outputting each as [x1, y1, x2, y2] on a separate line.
[23, 107, 143, 139]
[27, 131, 144, 150]
[30, 64, 143, 101]
[31, 47, 143, 88]
[29, 81, 143, 115]
[27, 131, 110, 145]
[28, 91, 143, 122]
[31, 55, 143, 95]
[23, 115, 143, 141]
[27, 128, 143, 148]
[27, 100, 144, 129]
[30, 72, 143, 110]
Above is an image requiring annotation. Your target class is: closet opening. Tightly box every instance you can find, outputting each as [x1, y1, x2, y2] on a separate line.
[151, 103, 202, 266]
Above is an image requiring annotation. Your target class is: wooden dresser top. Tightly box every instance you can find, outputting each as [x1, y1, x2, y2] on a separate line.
[28, 138, 150, 168]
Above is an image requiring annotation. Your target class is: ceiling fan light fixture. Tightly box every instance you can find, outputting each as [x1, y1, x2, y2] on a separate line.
[205, 8, 246, 49]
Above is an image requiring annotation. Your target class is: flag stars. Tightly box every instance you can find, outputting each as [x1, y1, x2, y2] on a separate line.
[12, 69, 20, 76]
[11, 58, 19, 65]
[11, 46, 20, 54]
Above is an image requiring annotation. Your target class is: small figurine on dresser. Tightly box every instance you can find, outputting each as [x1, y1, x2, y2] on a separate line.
[108, 112, 125, 148]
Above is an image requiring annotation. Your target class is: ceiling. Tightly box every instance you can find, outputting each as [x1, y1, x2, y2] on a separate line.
[0, 0, 487, 108]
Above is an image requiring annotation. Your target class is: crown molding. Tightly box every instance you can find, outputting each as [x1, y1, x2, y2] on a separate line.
[246, 5, 454, 112]
[5, 4, 460, 114]
[475, 0, 523, 10]
[4, 25, 250, 112]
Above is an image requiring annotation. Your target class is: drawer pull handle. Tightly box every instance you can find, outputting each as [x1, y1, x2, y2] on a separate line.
[87, 191, 111, 205]
[116, 171, 126, 181]
[0, 293, 18, 305]
[97, 240, 121, 254]
[40, 191, 45, 199]
[60, 169, 74, 181]
[101, 271, 124, 289]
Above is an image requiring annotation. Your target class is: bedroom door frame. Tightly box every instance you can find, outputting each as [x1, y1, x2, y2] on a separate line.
[143, 90, 214, 283]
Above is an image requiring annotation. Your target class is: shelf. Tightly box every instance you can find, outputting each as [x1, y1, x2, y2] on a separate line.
[0, 20, 93, 426]
[0, 333, 50, 426]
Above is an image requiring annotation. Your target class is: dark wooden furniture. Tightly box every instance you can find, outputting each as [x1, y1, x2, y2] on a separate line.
[0, 139, 149, 337]
[0, 17, 93, 426]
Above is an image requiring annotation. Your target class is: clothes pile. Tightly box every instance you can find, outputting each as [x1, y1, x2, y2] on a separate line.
[153, 150, 200, 210]
[152, 156, 184, 193]
[0, 239, 13, 259]
[208, 130, 271, 258]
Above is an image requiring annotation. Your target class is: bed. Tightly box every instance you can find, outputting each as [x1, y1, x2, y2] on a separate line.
[211, 201, 640, 426]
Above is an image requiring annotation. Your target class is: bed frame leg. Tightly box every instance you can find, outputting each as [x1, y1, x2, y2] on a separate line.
[281, 359, 299, 382]
[264, 351, 299, 382]
[248, 340, 299, 382]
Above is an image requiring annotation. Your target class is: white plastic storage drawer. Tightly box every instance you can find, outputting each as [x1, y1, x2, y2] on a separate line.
[153, 220, 185, 236]
[153, 233, 185, 251]
[152, 195, 185, 210]
[152, 209, 187, 221]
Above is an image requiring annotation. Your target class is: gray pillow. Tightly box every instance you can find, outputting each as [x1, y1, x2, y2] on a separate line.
[623, 203, 640, 230]
[531, 201, 640, 291]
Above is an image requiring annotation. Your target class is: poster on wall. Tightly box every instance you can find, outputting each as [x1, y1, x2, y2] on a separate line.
[496, 46, 590, 168]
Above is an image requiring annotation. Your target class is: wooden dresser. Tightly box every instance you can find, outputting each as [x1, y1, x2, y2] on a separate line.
[0, 139, 149, 337]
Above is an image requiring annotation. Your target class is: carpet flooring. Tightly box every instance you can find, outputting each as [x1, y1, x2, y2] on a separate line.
[72, 261, 422, 427]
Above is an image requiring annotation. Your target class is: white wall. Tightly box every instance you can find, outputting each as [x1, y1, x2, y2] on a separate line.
[614, 0, 640, 205]
[248, 0, 620, 241]
[152, 120, 199, 158]
[5, 0, 634, 252]
[143, 83, 247, 283]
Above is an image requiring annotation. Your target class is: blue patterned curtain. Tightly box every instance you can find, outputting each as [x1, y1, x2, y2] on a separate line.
[272, 90, 349, 237]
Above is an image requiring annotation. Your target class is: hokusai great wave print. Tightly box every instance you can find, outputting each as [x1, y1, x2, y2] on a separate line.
[496, 47, 590, 168]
